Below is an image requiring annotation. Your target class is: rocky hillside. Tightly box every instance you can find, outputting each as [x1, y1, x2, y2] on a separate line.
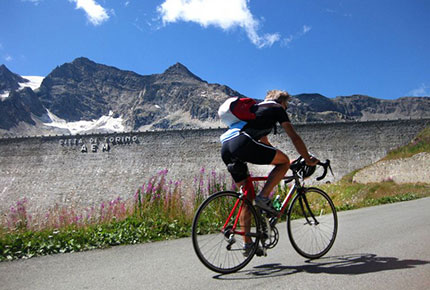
[352, 152, 430, 184]
[0, 64, 29, 95]
[353, 127, 430, 184]
[1, 57, 430, 136]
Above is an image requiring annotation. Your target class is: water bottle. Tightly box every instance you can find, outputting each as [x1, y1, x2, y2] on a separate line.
[272, 195, 281, 211]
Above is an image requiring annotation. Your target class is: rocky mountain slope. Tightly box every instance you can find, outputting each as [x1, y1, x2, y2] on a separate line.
[289, 94, 430, 122]
[39, 58, 242, 129]
[0, 64, 29, 95]
[352, 152, 430, 184]
[1, 57, 430, 136]
[1, 58, 245, 136]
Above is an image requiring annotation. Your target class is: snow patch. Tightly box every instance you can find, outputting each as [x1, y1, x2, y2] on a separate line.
[0, 76, 44, 100]
[19, 76, 44, 91]
[0, 91, 10, 100]
[43, 110, 125, 135]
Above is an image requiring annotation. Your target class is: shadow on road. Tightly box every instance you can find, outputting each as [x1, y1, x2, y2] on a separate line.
[213, 253, 430, 280]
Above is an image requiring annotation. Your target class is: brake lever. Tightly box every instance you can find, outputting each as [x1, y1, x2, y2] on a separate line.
[328, 162, 334, 177]
[316, 159, 333, 181]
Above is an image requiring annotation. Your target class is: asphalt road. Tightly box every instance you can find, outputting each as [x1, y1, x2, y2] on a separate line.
[1, 197, 429, 290]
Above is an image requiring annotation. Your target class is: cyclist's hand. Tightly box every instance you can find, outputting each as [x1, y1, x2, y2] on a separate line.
[305, 156, 319, 166]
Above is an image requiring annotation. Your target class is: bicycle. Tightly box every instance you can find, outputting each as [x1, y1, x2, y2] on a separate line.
[191, 157, 337, 274]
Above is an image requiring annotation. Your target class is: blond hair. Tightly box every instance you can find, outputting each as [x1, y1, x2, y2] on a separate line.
[264, 90, 291, 104]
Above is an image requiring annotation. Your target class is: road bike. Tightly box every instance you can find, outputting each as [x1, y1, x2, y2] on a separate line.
[192, 157, 337, 273]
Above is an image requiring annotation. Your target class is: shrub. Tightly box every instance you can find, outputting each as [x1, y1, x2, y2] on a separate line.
[0, 168, 232, 261]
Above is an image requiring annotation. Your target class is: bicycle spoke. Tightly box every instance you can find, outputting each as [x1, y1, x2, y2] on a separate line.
[198, 234, 221, 251]
[192, 191, 260, 273]
[287, 188, 337, 259]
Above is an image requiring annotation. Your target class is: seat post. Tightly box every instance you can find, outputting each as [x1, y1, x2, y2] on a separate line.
[241, 176, 256, 201]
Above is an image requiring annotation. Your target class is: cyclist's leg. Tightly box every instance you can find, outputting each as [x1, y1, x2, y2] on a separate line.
[221, 143, 253, 244]
[240, 200, 252, 244]
[231, 136, 290, 199]
[228, 175, 255, 245]
[239, 177, 255, 244]
[258, 150, 290, 198]
[222, 177, 253, 245]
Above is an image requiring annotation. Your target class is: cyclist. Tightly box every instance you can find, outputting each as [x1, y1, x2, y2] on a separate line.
[220, 90, 319, 252]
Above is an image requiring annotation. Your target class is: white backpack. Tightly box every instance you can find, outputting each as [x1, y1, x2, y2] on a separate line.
[218, 97, 257, 127]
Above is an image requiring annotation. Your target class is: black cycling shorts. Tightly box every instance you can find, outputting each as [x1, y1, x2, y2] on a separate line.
[221, 133, 277, 182]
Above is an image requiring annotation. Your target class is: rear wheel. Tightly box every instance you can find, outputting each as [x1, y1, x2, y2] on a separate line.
[287, 187, 337, 259]
[192, 191, 260, 273]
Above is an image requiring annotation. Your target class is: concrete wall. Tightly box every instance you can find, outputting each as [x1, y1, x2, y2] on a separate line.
[1, 119, 429, 214]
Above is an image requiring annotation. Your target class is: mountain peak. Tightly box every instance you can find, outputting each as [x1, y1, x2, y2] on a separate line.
[47, 57, 104, 81]
[69, 57, 100, 71]
[162, 62, 204, 82]
[295, 93, 328, 100]
[71, 57, 95, 66]
[0, 64, 28, 92]
[0, 64, 19, 77]
[167, 62, 188, 71]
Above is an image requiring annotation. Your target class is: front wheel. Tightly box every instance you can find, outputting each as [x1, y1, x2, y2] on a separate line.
[287, 187, 338, 259]
[192, 191, 261, 273]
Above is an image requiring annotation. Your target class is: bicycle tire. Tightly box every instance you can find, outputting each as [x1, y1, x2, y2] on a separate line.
[192, 191, 261, 274]
[287, 187, 338, 259]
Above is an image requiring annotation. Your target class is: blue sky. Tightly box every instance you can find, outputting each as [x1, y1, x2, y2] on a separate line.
[1, 0, 429, 100]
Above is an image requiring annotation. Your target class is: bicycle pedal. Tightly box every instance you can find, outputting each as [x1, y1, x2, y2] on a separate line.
[255, 247, 265, 257]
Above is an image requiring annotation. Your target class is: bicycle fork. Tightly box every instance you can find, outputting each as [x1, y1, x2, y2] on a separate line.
[297, 190, 320, 226]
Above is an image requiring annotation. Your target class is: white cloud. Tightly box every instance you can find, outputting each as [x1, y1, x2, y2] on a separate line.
[408, 83, 430, 97]
[283, 35, 294, 47]
[1, 44, 13, 62]
[157, 0, 280, 48]
[69, 0, 110, 26]
[21, 0, 43, 5]
[133, 18, 144, 32]
[302, 25, 312, 34]
[282, 25, 312, 47]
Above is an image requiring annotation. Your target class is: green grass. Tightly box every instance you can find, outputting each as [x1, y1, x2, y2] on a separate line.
[321, 178, 430, 212]
[383, 127, 430, 160]
[0, 216, 190, 261]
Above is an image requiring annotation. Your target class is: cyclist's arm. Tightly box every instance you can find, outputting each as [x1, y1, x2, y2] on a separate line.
[281, 122, 318, 165]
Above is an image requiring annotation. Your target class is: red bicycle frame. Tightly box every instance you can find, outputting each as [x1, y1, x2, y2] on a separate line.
[222, 175, 298, 235]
